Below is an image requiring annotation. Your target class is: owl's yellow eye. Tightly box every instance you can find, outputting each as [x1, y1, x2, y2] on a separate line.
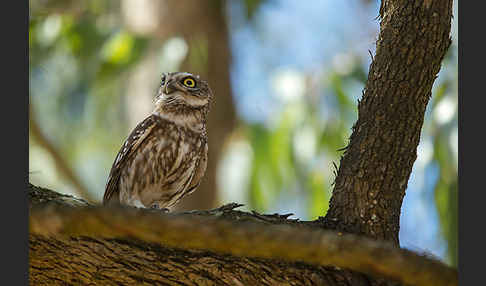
[182, 77, 196, 88]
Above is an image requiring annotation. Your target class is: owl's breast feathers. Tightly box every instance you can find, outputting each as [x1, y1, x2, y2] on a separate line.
[103, 114, 207, 208]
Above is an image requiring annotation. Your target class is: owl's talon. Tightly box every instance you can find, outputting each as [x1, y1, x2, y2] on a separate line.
[150, 204, 170, 213]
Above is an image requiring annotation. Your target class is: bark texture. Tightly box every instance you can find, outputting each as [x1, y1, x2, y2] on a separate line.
[30, 235, 368, 286]
[323, 0, 453, 244]
[29, 184, 456, 286]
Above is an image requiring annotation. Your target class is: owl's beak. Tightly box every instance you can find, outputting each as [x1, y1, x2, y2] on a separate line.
[164, 80, 177, 95]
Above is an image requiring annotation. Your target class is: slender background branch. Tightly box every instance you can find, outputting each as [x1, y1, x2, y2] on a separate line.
[29, 105, 97, 203]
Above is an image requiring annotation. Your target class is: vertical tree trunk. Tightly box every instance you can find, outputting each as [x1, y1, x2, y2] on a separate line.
[121, 0, 237, 210]
[175, 0, 237, 211]
[323, 0, 453, 245]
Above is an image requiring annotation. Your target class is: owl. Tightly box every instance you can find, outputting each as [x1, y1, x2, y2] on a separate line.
[103, 72, 211, 210]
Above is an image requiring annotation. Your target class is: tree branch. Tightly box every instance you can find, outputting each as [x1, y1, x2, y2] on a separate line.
[29, 184, 457, 286]
[29, 105, 97, 203]
[324, 0, 453, 243]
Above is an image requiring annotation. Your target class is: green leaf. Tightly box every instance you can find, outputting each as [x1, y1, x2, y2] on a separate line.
[101, 31, 135, 65]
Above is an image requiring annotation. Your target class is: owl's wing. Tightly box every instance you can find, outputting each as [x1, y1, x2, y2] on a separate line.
[103, 115, 159, 205]
[184, 141, 208, 195]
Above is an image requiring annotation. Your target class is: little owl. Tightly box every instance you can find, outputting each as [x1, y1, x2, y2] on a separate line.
[103, 72, 211, 210]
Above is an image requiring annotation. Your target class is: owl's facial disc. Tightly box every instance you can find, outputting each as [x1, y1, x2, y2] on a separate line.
[156, 73, 209, 107]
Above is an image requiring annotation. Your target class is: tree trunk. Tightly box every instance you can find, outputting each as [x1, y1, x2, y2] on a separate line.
[174, 0, 237, 211]
[323, 0, 453, 245]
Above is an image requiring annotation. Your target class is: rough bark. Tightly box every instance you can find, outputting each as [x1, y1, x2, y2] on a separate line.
[29, 183, 456, 286]
[323, 0, 453, 244]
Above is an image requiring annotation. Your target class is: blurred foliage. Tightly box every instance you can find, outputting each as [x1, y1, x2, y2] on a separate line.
[430, 47, 458, 267]
[242, 0, 264, 19]
[29, 0, 149, 196]
[242, 62, 366, 220]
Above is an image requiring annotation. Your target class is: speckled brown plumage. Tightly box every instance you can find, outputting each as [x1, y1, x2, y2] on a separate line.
[103, 72, 211, 210]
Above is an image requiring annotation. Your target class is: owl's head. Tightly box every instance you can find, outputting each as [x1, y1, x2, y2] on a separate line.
[155, 72, 212, 109]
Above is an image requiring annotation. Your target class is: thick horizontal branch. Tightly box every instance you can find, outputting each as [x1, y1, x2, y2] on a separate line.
[30, 186, 457, 286]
